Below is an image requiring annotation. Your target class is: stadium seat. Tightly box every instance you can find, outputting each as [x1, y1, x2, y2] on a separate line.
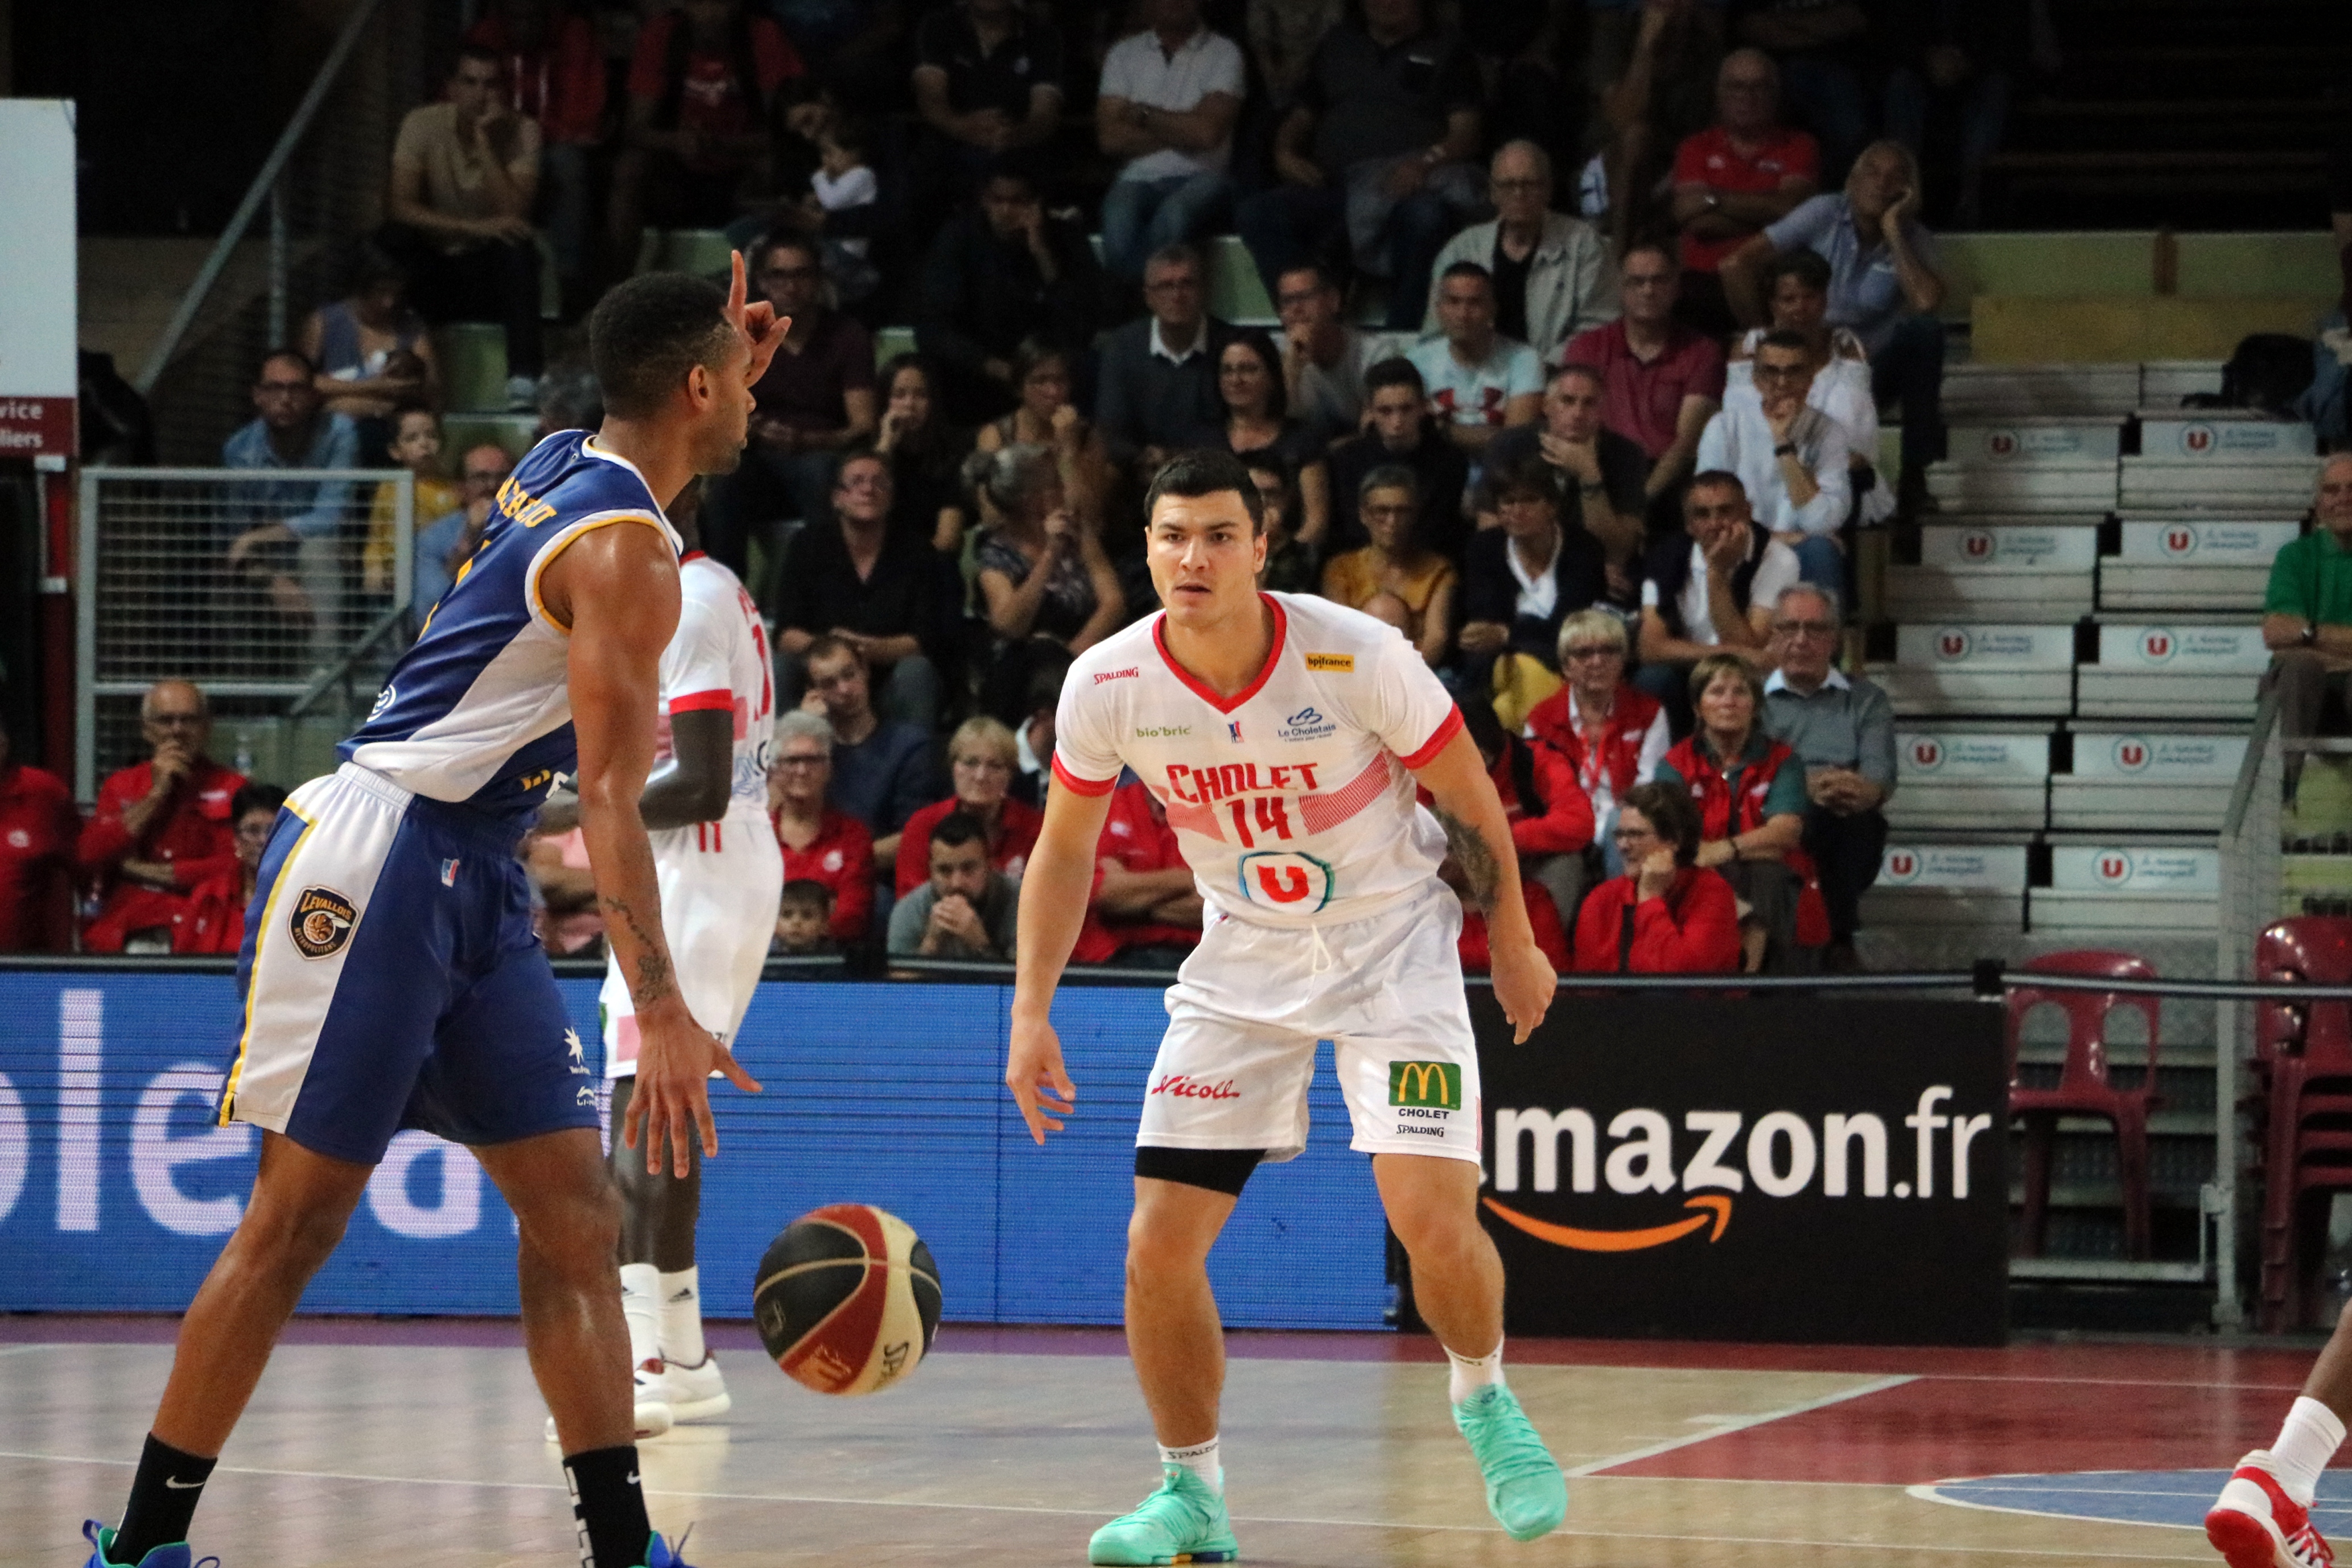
[435, 323, 511, 415]
[1859, 840, 2030, 935]
[2049, 725, 2248, 831]
[1888, 727, 2053, 832]
[1872, 623, 2075, 718]
[1888, 519, 2100, 623]
[636, 229, 737, 279]
[2029, 840, 2221, 935]
[2006, 949, 2164, 1260]
[2120, 414, 2322, 511]
[440, 412, 541, 462]
[2097, 515, 2299, 612]
[2074, 620, 2265, 719]
[1939, 361, 2142, 420]
[2252, 918, 2352, 1328]
[1927, 415, 2124, 512]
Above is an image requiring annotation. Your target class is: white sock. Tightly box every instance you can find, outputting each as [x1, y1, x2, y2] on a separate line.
[1158, 1436, 1221, 1495]
[619, 1262, 661, 1375]
[2272, 1396, 2347, 1504]
[658, 1266, 706, 1367]
[1447, 1339, 1507, 1405]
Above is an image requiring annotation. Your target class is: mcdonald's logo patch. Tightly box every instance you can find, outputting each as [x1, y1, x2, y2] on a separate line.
[1390, 1060, 1463, 1110]
[289, 886, 358, 959]
[1304, 653, 1354, 672]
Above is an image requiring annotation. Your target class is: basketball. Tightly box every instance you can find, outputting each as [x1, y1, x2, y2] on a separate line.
[753, 1204, 942, 1396]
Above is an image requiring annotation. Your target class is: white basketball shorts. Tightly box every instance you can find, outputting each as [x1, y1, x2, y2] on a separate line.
[1138, 881, 1481, 1166]
[601, 802, 784, 1078]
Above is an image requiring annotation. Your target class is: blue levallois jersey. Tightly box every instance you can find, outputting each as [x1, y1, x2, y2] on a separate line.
[340, 431, 682, 819]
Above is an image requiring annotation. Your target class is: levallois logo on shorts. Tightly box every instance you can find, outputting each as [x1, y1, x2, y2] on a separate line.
[289, 886, 358, 959]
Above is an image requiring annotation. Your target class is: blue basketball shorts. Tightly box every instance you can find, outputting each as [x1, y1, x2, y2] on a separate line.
[220, 762, 600, 1165]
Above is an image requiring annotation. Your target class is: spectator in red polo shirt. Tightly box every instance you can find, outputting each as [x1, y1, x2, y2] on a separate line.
[609, 0, 802, 282]
[768, 708, 875, 943]
[79, 680, 248, 954]
[1090, 776, 1202, 968]
[0, 714, 79, 954]
[893, 717, 1044, 897]
[1563, 241, 1726, 529]
[1669, 49, 1819, 341]
[175, 783, 287, 955]
[464, 0, 607, 308]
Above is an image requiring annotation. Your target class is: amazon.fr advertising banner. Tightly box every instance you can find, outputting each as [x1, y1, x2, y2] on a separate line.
[1468, 995, 2009, 1346]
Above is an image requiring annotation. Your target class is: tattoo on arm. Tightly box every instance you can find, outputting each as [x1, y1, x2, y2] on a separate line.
[599, 894, 678, 1004]
[1434, 806, 1502, 916]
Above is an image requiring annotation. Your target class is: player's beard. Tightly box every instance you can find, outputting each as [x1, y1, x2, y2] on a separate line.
[697, 422, 749, 477]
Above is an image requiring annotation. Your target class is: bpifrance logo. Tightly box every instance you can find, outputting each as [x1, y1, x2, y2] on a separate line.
[1238, 849, 1333, 910]
[289, 886, 358, 959]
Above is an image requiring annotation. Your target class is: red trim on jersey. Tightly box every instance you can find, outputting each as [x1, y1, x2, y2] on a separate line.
[667, 688, 735, 713]
[1398, 705, 1466, 770]
[1151, 595, 1288, 715]
[1299, 753, 1398, 835]
[1051, 755, 1119, 797]
[679, 550, 709, 563]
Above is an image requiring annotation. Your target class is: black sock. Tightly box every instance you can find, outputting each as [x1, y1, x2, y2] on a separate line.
[114, 1433, 218, 1563]
[563, 1445, 652, 1568]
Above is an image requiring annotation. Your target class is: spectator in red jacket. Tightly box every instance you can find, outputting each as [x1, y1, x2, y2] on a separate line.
[464, 0, 609, 307]
[1090, 777, 1202, 968]
[894, 716, 1044, 897]
[79, 680, 248, 954]
[768, 708, 875, 943]
[1447, 702, 1584, 967]
[0, 714, 79, 953]
[1522, 607, 1670, 912]
[1572, 781, 1740, 974]
[175, 783, 287, 955]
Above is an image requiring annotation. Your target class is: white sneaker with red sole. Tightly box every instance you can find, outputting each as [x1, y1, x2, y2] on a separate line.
[2207, 1451, 2336, 1568]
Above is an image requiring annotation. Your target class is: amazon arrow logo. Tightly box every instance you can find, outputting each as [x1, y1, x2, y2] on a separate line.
[1483, 1193, 1732, 1252]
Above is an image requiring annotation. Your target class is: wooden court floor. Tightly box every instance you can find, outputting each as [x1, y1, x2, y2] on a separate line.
[3, 1318, 2326, 1567]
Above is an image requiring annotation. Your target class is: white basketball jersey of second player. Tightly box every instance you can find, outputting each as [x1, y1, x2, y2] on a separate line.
[658, 552, 774, 810]
[1052, 592, 1462, 929]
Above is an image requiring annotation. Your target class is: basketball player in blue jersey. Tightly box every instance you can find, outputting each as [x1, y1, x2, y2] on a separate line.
[79, 259, 784, 1568]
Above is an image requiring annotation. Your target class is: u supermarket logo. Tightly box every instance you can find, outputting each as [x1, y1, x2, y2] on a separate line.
[1481, 1091, 1991, 1253]
[1986, 430, 2017, 457]
[1908, 738, 1943, 771]
[2112, 736, 2151, 772]
[2181, 424, 2215, 454]
[2162, 525, 2197, 557]
[2096, 851, 2133, 886]
[1935, 629, 1971, 661]
[2137, 628, 2175, 663]
[1960, 530, 1995, 562]
[1884, 850, 1921, 884]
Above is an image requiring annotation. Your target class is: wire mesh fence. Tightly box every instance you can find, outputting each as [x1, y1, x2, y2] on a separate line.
[77, 468, 414, 798]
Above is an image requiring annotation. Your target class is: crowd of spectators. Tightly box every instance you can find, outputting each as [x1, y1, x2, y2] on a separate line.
[44, 0, 1997, 972]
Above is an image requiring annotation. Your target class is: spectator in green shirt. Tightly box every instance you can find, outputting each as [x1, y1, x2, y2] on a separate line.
[2263, 455, 2352, 794]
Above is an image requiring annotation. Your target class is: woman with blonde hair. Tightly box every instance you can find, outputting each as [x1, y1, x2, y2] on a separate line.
[891, 716, 1044, 897]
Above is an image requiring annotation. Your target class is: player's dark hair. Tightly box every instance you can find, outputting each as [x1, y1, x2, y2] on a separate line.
[1685, 469, 1748, 508]
[1143, 448, 1266, 536]
[589, 272, 735, 420]
[1764, 248, 1834, 295]
[1363, 357, 1426, 399]
[778, 878, 835, 912]
[232, 782, 288, 820]
[1622, 781, 1702, 865]
[930, 810, 989, 853]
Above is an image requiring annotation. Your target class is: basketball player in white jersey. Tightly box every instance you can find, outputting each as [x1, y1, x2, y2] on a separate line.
[79, 261, 782, 1568]
[1006, 449, 1569, 1564]
[533, 480, 783, 1439]
[2207, 1318, 2352, 1566]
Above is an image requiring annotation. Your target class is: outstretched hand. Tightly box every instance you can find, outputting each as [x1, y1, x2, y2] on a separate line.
[727, 251, 789, 388]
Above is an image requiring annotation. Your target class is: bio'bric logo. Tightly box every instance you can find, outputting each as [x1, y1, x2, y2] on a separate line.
[1480, 1090, 1992, 1255]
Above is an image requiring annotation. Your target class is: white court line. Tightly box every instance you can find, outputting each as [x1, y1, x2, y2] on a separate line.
[1562, 1372, 1918, 1476]
[0, 1344, 54, 1359]
[1908, 1480, 2201, 1534]
[2, 1445, 2211, 1560]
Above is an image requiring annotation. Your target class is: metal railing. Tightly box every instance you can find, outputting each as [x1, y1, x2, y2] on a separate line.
[134, 0, 433, 463]
[2215, 691, 2286, 1327]
[76, 467, 413, 799]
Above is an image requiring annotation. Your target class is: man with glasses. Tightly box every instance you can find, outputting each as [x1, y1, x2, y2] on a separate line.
[1635, 471, 1795, 733]
[1420, 141, 1617, 370]
[1564, 243, 1725, 525]
[1095, 242, 1237, 469]
[77, 680, 248, 954]
[1761, 582, 1891, 971]
[413, 442, 516, 617]
[703, 236, 878, 601]
[223, 349, 363, 668]
[1668, 48, 1819, 340]
[1696, 329, 1850, 589]
[1275, 263, 1378, 445]
[773, 452, 957, 731]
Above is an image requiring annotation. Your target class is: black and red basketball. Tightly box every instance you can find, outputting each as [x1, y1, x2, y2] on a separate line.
[753, 1204, 942, 1396]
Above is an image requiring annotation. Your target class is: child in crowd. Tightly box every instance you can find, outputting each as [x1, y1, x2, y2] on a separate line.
[773, 878, 839, 955]
[806, 116, 880, 306]
[364, 405, 460, 597]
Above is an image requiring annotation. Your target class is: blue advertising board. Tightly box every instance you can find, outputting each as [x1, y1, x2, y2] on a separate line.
[0, 971, 1393, 1329]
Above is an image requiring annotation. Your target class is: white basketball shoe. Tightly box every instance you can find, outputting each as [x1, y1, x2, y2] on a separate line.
[648, 1353, 732, 1423]
[2207, 1450, 2336, 1568]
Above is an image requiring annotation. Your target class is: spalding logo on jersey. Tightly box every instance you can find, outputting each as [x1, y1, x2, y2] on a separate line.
[1238, 849, 1334, 911]
[290, 886, 359, 959]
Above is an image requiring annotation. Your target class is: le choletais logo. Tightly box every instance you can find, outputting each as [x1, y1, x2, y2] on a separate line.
[1480, 1088, 1991, 1253]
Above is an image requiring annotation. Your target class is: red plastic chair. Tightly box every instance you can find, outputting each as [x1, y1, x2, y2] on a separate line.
[2252, 919, 2352, 1327]
[2006, 951, 2163, 1261]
